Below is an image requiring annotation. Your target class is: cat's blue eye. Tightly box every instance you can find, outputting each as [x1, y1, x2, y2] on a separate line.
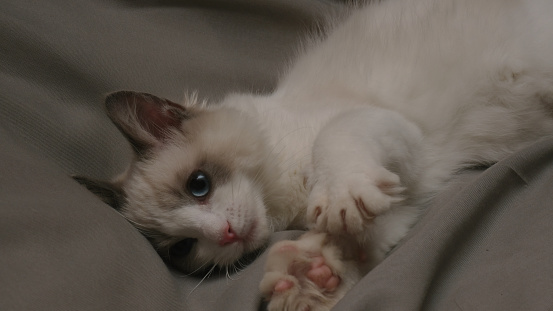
[170, 238, 196, 258]
[187, 171, 211, 199]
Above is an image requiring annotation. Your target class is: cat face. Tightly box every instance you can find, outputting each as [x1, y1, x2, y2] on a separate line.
[77, 92, 274, 273]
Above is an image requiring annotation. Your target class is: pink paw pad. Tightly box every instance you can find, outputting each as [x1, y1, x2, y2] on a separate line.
[273, 279, 294, 293]
[306, 257, 340, 291]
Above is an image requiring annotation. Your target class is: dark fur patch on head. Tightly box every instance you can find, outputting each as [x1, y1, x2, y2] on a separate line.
[73, 175, 125, 210]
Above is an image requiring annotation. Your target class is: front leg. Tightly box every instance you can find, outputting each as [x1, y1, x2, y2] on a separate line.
[260, 108, 423, 311]
[307, 107, 423, 241]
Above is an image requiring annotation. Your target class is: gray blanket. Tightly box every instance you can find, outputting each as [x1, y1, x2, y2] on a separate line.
[1, 1, 552, 310]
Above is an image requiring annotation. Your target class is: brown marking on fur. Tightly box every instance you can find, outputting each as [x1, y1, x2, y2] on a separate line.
[105, 91, 189, 154]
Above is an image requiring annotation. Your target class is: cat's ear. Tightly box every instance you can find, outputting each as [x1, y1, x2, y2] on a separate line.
[73, 176, 124, 210]
[105, 91, 189, 154]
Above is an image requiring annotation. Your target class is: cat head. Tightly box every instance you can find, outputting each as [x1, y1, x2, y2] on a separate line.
[76, 91, 276, 273]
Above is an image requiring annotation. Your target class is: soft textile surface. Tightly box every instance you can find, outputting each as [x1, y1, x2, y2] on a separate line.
[1, 1, 552, 310]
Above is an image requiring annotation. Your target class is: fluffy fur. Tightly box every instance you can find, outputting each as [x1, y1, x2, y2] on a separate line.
[77, 0, 553, 309]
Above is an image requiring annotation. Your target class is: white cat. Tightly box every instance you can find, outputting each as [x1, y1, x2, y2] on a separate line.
[77, 0, 553, 309]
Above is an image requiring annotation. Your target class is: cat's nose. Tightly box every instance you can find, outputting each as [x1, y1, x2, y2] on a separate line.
[219, 222, 240, 246]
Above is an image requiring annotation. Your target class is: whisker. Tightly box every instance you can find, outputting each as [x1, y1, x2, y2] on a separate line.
[225, 266, 232, 284]
[187, 263, 217, 297]
[226, 264, 241, 281]
[185, 261, 211, 276]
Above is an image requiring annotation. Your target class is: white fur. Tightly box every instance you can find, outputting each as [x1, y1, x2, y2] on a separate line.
[227, 0, 553, 309]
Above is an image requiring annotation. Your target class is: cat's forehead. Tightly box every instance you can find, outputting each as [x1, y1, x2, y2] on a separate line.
[179, 108, 266, 169]
[143, 107, 267, 178]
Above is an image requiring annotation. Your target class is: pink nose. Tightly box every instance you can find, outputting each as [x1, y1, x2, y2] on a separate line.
[219, 222, 240, 246]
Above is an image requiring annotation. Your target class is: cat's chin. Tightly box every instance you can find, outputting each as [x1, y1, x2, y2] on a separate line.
[220, 243, 269, 271]
[236, 226, 269, 254]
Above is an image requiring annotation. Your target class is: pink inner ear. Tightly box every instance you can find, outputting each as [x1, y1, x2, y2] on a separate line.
[136, 97, 185, 140]
[106, 91, 189, 152]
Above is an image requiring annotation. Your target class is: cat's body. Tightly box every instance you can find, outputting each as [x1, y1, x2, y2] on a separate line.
[77, 0, 553, 309]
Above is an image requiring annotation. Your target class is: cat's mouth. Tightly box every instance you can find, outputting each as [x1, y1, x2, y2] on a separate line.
[223, 220, 258, 249]
[219, 220, 270, 266]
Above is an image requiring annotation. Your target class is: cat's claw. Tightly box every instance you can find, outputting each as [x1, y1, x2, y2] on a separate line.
[260, 232, 357, 311]
[306, 166, 404, 236]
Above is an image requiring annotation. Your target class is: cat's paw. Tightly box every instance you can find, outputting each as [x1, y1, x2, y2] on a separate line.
[260, 232, 356, 311]
[306, 166, 404, 236]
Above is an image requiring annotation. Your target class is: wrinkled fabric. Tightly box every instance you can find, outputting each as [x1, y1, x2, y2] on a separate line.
[1, 1, 552, 310]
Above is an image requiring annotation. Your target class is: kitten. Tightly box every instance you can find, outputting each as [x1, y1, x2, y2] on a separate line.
[77, 0, 553, 309]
